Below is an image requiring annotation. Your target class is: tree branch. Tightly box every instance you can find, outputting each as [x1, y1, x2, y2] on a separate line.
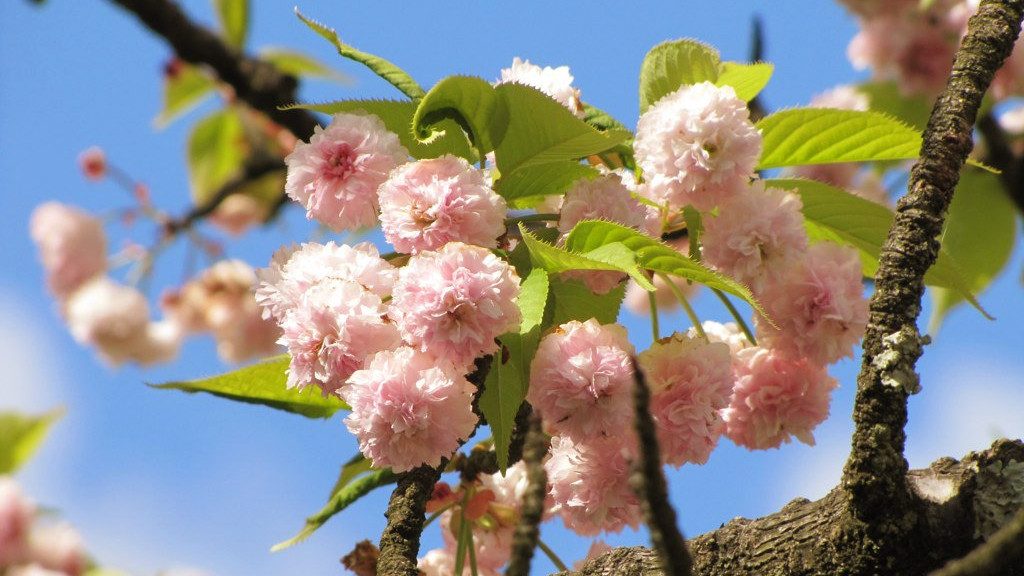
[505, 414, 549, 576]
[930, 504, 1024, 576]
[629, 360, 692, 576]
[377, 462, 442, 576]
[841, 1, 1024, 569]
[109, 0, 319, 141]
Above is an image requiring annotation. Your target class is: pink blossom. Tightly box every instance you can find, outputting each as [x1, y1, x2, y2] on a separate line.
[0, 478, 35, 567]
[417, 549, 500, 576]
[546, 435, 641, 536]
[280, 280, 400, 396]
[77, 147, 106, 181]
[162, 260, 281, 363]
[64, 277, 181, 366]
[635, 82, 761, 213]
[341, 346, 478, 472]
[378, 155, 507, 253]
[28, 522, 86, 576]
[755, 243, 868, 365]
[29, 202, 107, 299]
[695, 321, 753, 356]
[639, 333, 733, 466]
[723, 347, 838, 449]
[284, 113, 408, 230]
[209, 194, 269, 236]
[256, 241, 397, 322]
[390, 242, 521, 370]
[528, 320, 635, 440]
[497, 57, 584, 117]
[701, 181, 808, 294]
[7, 565, 67, 576]
[557, 174, 661, 240]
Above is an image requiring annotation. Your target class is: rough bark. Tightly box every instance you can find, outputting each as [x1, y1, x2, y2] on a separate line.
[841, 1, 1024, 573]
[377, 463, 442, 576]
[561, 439, 1024, 576]
[505, 415, 549, 576]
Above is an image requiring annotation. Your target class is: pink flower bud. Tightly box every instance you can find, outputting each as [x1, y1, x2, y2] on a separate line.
[77, 147, 106, 181]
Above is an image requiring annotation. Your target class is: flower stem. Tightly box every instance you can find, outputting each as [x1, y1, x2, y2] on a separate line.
[657, 272, 706, 341]
[712, 288, 757, 346]
[648, 290, 661, 341]
[537, 539, 568, 571]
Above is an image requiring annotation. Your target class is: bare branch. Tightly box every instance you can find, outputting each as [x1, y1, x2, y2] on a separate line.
[505, 414, 549, 576]
[842, 1, 1024, 565]
[629, 360, 692, 576]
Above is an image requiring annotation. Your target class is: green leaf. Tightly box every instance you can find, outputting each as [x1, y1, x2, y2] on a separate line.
[639, 39, 721, 112]
[494, 83, 631, 174]
[496, 162, 599, 208]
[716, 61, 773, 102]
[929, 169, 1016, 332]
[518, 225, 654, 290]
[153, 355, 348, 419]
[0, 409, 63, 474]
[682, 206, 703, 261]
[296, 10, 425, 100]
[582, 104, 630, 133]
[412, 76, 508, 154]
[214, 0, 248, 48]
[187, 108, 246, 204]
[563, 220, 765, 316]
[327, 453, 373, 501]
[859, 81, 931, 131]
[155, 63, 215, 128]
[287, 99, 474, 160]
[272, 467, 397, 551]
[757, 108, 923, 169]
[479, 269, 549, 470]
[261, 47, 353, 83]
[549, 277, 625, 326]
[768, 178, 990, 316]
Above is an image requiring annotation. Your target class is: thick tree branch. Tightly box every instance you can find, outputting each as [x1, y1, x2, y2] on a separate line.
[377, 463, 442, 576]
[930, 504, 1024, 576]
[505, 415, 549, 576]
[629, 361, 692, 576]
[109, 0, 319, 140]
[562, 439, 1024, 576]
[841, 2, 1024, 570]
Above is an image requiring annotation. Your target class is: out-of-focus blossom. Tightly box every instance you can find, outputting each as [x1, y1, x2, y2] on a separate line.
[30, 203, 107, 299]
[77, 147, 106, 181]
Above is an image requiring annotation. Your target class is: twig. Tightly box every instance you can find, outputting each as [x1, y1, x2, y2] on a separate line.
[841, 0, 1024, 565]
[929, 504, 1024, 576]
[629, 359, 692, 576]
[504, 414, 549, 576]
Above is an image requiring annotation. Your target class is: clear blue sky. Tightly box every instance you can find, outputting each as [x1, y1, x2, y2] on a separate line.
[1, 2, 1022, 575]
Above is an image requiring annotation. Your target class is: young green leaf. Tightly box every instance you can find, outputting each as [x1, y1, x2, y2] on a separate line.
[328, 453, 374, 498]
[155, 63, 215, 128]
[757, 108, 922, 169]
[412, 76, 508, 154]
[929, 169, 1016, 332]
[549, 278, 626, 326]
[858, 81, 931, 131]
[187, 108, 246, 204]
[295, 9, 425, 100]
[260, 47, 353, 83]
[581, 104, 631, 133]
[214, 0, 248, 48]
[767, 178, 990, 317]
[494, 83, 631, 174]
[0, 408, 63, 474]
[563, 220, 764, 316]
[286, 99, 474, 160]
[271, 467, 397, 551]
[152, 355, 349, 419]
[495, 162, 599, 208]
[716, 61, 773, 102]
[518, 225, 654, 290]
[639, 39, 721, 112]
[479, 268, 549, 470]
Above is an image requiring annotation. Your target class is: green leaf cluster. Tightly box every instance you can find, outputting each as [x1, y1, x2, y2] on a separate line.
[0, 408, 62, 474]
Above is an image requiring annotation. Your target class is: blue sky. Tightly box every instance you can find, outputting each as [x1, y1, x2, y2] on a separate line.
[2, 1, 1023, 575]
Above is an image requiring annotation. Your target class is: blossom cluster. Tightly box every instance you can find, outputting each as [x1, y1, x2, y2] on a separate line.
[0, 477, 87, 576]
[29, 200, 280, 367]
